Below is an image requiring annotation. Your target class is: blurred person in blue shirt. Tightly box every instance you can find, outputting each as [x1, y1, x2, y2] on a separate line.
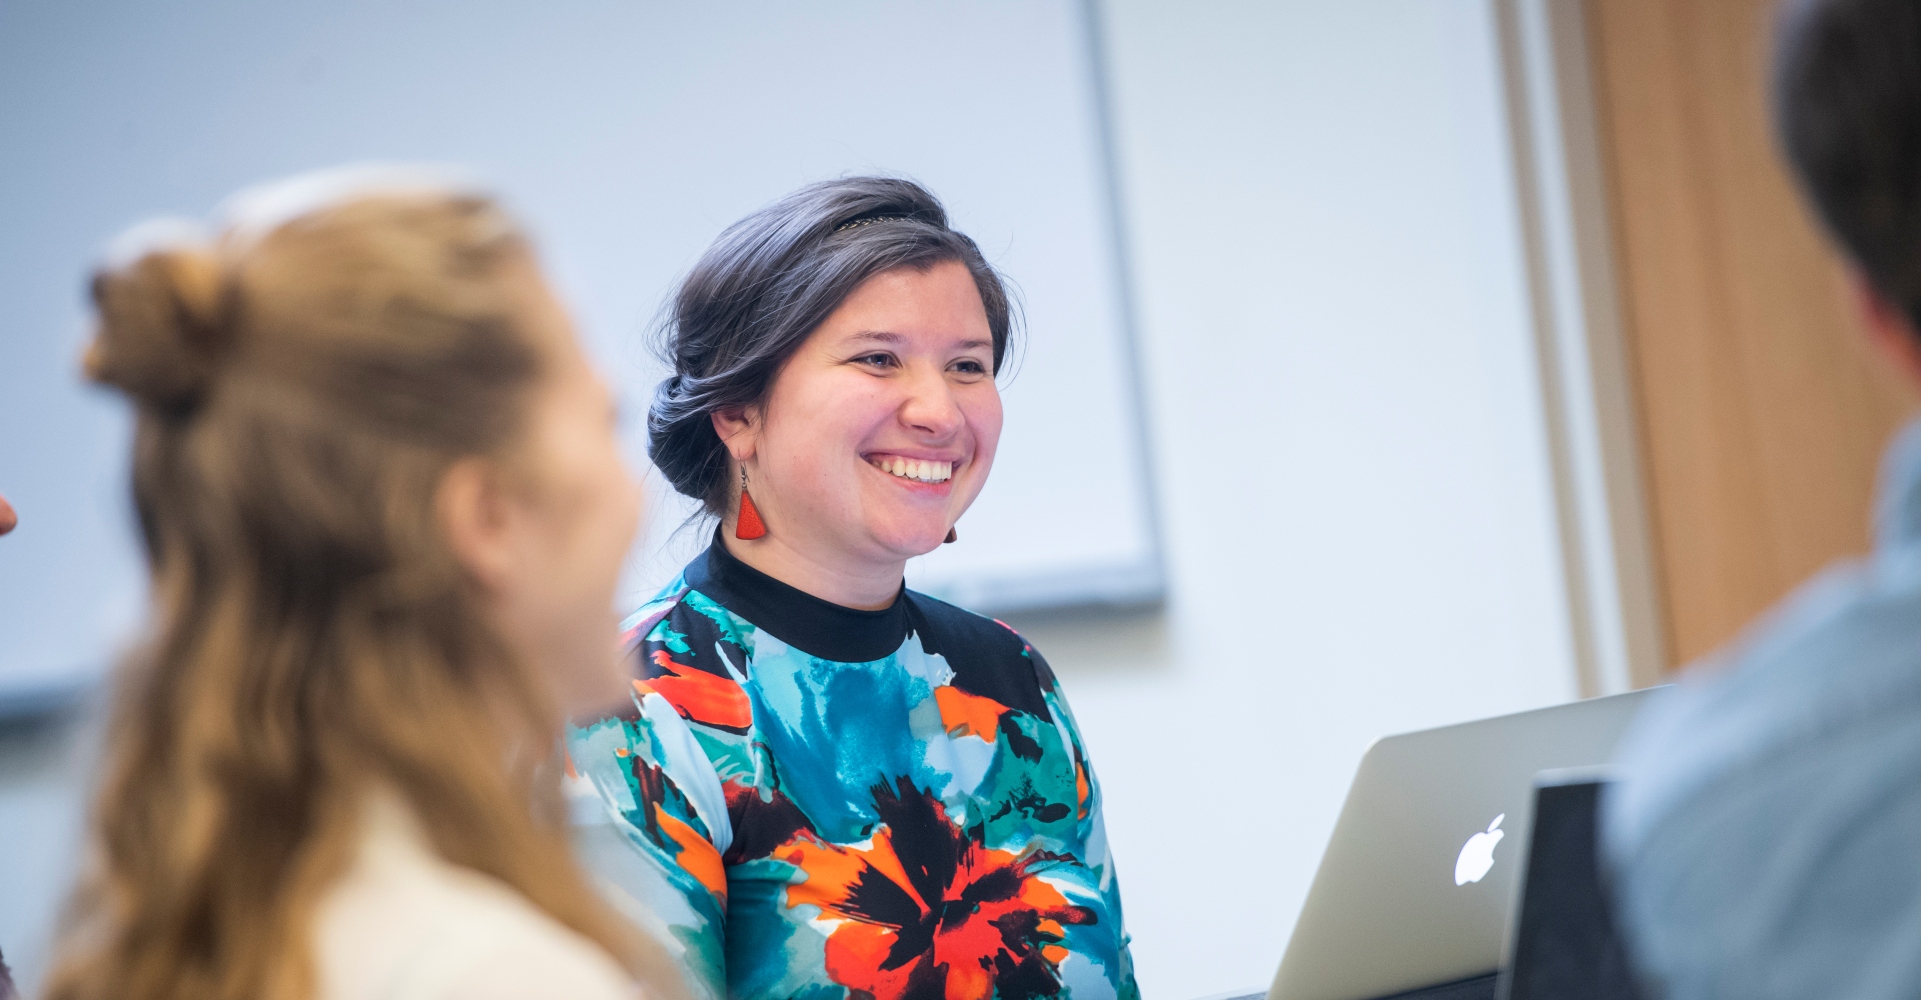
[1604, 1, 1921, 998]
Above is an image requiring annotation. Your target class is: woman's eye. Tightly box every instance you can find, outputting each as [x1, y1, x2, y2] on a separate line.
[856, 353, 897, 368]
[951, 359, 988, 375]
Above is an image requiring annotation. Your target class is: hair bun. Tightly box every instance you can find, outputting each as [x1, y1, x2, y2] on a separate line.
[86, 242, 230, 415]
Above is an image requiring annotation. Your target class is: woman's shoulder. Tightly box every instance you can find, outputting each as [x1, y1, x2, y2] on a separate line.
[313, 796, 638, 1000]
[620, 574, 697, 647]
[630, 567, 754, 663]
[903, 590, 1028, 651]
[904, 591, 1061, 712]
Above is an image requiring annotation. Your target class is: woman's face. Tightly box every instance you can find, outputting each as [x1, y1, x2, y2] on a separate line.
[459, 259, 642, 718]
[732, 260, 1003, 565]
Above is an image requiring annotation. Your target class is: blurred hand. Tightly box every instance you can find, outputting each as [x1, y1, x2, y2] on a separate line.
[0, 492, 14, 536]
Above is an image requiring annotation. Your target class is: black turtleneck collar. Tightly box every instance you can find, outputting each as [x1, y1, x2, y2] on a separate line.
[683, 533, 912, 663]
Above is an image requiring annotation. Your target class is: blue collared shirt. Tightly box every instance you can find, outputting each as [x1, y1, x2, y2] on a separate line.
[1604, 417, 1921, 1000]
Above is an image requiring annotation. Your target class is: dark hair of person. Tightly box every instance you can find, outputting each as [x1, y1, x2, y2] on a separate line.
[1774, 0, 1921, 328]
[648, 176, 1017, 515]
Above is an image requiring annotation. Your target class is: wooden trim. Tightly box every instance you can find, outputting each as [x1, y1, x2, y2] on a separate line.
[1497, 0, 1669, 693]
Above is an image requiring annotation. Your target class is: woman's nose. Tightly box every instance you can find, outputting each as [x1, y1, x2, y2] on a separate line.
[897, 368, 964, 437]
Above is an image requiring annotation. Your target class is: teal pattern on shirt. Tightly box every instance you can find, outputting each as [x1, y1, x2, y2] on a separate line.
[568, 541, 1138, 1000]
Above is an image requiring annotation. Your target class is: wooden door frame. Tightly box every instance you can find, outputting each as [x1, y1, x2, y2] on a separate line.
[1496, 0, 1669, 695]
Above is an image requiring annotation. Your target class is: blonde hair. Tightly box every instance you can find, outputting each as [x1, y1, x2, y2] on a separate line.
[46, 176, 677, 1000]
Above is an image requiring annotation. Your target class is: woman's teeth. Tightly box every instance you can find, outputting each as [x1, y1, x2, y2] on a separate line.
[876, 457, 953, 483]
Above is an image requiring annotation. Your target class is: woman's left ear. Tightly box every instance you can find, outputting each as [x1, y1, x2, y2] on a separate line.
[436, 456, 519, 591]
[710, 406, 757, 460]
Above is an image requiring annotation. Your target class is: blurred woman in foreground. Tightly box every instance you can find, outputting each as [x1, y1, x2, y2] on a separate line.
[46, 171, 674, 1000]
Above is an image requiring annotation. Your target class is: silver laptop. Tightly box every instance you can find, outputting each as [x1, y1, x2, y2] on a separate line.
[1263, 688, 1657, 1000]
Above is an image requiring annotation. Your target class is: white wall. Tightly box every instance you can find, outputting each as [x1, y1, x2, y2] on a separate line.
[0, 0, 1160, 702]
[1001, 2, 1581, 996]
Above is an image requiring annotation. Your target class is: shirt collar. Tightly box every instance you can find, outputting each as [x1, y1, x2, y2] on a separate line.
[683, 531, 912, 663]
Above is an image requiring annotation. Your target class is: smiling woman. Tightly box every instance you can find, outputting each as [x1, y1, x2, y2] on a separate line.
[568, 178, 1139, 1000]
[710, 260, 1002, 607]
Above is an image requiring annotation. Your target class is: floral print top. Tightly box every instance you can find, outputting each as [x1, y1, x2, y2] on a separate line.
[568, 538, 1138, 1000]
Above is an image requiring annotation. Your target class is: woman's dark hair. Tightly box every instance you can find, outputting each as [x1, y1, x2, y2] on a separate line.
[1775, 0, 1921, 328]
[648, 176, 1016, 514]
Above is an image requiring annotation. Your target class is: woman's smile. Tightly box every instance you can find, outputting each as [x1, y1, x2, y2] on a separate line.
[866, 452, 958, 489]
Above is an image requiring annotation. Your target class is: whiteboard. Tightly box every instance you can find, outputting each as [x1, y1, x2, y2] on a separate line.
[0, 0, 1162, 702]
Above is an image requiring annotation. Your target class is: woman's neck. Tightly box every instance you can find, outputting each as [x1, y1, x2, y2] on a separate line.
[719, 533, 904, 611]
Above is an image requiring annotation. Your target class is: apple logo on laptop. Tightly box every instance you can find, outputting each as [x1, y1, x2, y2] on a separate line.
[1453, 813, 1505, 886]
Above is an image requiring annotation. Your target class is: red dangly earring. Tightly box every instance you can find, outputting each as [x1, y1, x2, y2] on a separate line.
[944, 527, 958, 544]
[735, 467, 767, 540]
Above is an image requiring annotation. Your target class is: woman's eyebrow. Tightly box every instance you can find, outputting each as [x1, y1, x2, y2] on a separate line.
[843, 330, 991, 351]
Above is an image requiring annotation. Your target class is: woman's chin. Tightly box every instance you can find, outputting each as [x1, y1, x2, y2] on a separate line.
[864, 521, 953, 559]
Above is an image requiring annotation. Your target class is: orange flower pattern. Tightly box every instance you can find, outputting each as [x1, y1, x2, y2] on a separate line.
[781, 778, 1099, 1000]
